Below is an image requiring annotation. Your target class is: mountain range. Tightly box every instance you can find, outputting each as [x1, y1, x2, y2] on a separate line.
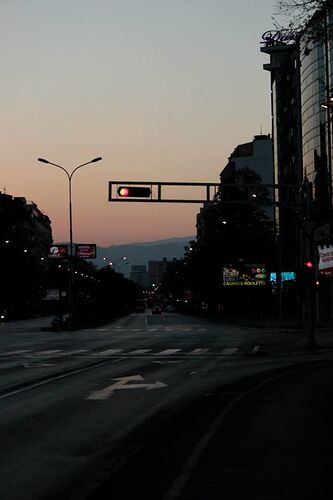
[95, 236, 195, 278]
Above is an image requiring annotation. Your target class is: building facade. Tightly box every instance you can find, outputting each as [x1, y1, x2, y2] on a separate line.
[0, 193, 53, 313]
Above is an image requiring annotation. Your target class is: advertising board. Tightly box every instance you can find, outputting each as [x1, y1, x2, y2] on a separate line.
[222, 264, 267, 287]
[75, 244, 97, 259]
[48, 245, 68, 259]
[318, 244, 333, 277]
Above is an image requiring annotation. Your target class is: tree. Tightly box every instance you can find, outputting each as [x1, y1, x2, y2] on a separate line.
[273, 0, 333, 45]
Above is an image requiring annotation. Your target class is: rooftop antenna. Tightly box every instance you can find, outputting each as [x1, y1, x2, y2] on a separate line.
[260, 124, 263, 135]
[3, 187, 6, 194]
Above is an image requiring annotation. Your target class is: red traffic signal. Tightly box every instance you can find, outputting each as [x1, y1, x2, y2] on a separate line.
[304, 260, 314, 269]
[117, 186, 151, 198]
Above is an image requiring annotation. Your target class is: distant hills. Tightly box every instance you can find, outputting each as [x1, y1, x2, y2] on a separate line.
[95, 236, 195, 277]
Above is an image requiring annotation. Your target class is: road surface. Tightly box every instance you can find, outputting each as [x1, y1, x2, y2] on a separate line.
[0, 312, 332, 499]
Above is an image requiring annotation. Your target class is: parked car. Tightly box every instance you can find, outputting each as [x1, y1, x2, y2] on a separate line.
[152, 305, 162, 314]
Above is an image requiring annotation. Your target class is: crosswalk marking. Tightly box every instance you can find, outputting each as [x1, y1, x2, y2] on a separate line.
[38, 350, 62, 355]
[187, 348, 210, 355]
[0, 345, 276, 359]
[1, 350, 32, 355]
[221, 347, 239, 355]
[154, 349, 181, 356]
[90, 349, 122, 356]
[128, 349, 152, 355]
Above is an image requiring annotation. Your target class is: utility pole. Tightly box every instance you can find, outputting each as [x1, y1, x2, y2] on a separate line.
[302, 179, 318, 349]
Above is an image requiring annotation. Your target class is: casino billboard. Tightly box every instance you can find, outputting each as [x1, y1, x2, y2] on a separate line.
[222, 263, 267, 287]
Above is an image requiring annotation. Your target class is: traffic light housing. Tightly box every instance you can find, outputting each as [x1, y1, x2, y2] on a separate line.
[117, 186, 151, 198]
[298, 260, 316, 289]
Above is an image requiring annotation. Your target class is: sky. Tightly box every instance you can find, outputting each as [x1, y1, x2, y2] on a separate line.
[1, 0, 277, 246]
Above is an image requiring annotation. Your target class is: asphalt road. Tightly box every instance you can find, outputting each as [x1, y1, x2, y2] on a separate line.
[0, 312, 332, 499]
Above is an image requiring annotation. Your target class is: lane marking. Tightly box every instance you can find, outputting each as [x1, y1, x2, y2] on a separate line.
[90, 349, 122, 356]
[187, 348, 210, 355]
[221, 347, 239, 355]
[154, 349, 181, 356]
[128, 349, 152, 355]
[86, 375, 167, 400]
[252, 345, 261, 353]
[37, 350, 62, 355]
[2, 350, 32, 355]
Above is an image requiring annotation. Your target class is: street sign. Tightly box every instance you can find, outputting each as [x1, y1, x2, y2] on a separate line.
[75, 244, 97, 259]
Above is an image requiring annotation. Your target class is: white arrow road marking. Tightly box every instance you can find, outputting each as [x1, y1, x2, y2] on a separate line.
[86, 375, 167, 400]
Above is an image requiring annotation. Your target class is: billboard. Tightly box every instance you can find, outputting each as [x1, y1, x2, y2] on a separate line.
[222, 264, 267, 287]
[48, 245, 68, 259]
[318, 244, 333, 277]
[75, 244, 97, 259]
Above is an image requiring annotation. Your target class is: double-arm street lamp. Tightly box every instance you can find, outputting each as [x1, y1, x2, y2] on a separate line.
[37, 156, 102, 320]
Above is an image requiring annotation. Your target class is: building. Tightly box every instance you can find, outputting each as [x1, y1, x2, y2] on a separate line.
[261, 11, 333, 266]
[130, 265, 150, 288]
[0, 192, 53, 313]
[197, 134, 274, 247]
[220, 134, 273, 186]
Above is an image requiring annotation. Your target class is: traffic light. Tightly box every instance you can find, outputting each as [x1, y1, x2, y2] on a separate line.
[298, 260, 316, 289]
[117, 186, 151, 198]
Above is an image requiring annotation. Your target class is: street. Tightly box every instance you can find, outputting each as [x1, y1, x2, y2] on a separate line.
[0, 312, 333, 499]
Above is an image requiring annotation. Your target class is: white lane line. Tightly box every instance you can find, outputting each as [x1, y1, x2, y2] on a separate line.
[148, 328, 157, 332]
[197, 328, 207, 331]
[154, 349, 181, 356]
[128, 349, 152, 355]
[221, 347, 238, 355]
[252, 345, 261, 353]
[2, 350, 32, 355]
[37, 350, 62, 355]
[187, 348, 210, 355]
[131, 329, 142, 331]
[180, 328, 191, 331]
[90, 349, 122, 356]
[164, 328, 174, 331]
[60, 349, 89, 356]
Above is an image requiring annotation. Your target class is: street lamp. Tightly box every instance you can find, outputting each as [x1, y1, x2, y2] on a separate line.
[37, 156, 102, 320]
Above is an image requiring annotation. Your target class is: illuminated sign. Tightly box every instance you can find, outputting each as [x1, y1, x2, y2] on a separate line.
[48, 245, 68, 259]
[223, 264, 267, 287]
[318, 244, 333, 277]
[270, 272, 296, 282]
[75, 244, 97, 259]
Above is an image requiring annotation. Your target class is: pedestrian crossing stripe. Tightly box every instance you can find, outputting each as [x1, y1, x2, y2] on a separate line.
[0, 346, 263, 357]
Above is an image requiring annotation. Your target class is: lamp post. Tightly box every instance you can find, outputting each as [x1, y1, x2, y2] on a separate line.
[37, 156, 102, 320]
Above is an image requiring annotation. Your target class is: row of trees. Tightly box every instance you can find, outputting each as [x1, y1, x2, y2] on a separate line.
[0, 250, 138, 321]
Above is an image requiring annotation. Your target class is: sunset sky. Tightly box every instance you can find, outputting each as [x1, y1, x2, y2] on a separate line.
[1, 0, 276, 246]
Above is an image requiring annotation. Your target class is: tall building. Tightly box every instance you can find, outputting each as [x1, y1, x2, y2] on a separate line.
[197, 134, 274, 247]
[299, 9, 333, 224]
[220, 134, 273, 186]
[261, 32, 303, 271]
[0, 192, 53, 313]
